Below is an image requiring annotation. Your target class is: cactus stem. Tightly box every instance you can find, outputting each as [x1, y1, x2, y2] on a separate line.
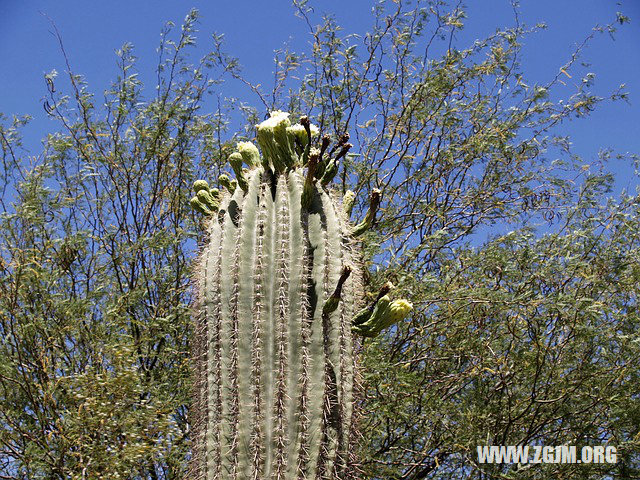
[352, 188, 381, 237]
[192, 111, 370, 479]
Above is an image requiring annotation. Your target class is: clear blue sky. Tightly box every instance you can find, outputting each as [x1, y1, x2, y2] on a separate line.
[1, 1, 639, 193]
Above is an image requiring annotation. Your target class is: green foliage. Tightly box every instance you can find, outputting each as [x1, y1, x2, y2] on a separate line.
[0, 10, 226, 479]
[358, 193, 640, 478]
[0, 2, 638, 480]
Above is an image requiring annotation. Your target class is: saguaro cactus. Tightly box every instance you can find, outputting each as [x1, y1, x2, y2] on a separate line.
[190, 111, 411, 480]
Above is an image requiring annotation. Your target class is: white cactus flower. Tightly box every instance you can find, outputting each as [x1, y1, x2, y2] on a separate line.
[256, 110, 291, 132]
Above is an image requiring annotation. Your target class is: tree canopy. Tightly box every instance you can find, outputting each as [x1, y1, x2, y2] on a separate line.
[0, 2, 638, 479]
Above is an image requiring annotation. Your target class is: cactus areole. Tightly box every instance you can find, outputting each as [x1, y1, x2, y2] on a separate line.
[190, 111, 412, 480]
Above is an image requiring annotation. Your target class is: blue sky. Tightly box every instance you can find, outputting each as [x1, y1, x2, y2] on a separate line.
[1, 1, 639, 194]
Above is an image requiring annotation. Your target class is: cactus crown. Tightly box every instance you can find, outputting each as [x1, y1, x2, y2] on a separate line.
[189, 111, 411, 480]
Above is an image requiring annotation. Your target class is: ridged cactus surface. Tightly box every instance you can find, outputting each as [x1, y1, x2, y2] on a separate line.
[190, 112, 412, 480]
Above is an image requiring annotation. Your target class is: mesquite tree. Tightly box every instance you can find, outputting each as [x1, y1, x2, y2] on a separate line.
[0, 3, 638, 480]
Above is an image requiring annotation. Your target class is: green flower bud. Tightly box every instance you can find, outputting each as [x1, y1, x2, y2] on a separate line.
[352, 189, 381, 237]
[229, 152, 248, 191]
[193, 179, 210, 193]
[236, 141, 261, 167]
[352, 305, 373, 327]
[256, 111, 294, 172]
[320, 159, 339, 186]
[190, 196, 213, 216]
[343, 190, 356, 217]
[351, 295, 413, 337]
[219, 174, 235, 194]
[286, 123, 319, 146]
[197, 189, 219, 212]
[322, 266, 351, 316]
[301, 148, 321, 211]
[386, 299, 413, 324]
[229, 152, 244, 171]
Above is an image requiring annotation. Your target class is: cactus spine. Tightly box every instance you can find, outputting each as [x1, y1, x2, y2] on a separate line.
[190, 111, 411, 480]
